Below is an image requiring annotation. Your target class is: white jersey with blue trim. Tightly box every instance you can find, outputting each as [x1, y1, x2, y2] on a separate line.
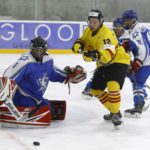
[117, 30, 138, 60]
[128, 23, 150, 66]
[3, 52, 67, 101]
[118, 30, 130, 42]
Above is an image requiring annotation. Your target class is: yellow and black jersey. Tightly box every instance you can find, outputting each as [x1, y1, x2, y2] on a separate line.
[80, 25, 130, 67]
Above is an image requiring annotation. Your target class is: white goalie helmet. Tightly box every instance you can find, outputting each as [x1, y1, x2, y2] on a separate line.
[0, 77, 17, 101]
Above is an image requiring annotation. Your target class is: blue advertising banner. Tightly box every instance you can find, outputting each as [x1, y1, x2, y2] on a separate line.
[0, 21, 80, 50]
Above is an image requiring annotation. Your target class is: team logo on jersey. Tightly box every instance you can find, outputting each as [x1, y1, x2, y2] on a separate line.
[37, 73, 49, 94]
[132, 31, 139, 39]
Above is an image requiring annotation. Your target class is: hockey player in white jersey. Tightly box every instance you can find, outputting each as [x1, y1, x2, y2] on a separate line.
[113, 17, 130, 52]
[121, 10, 150, 116]
[0, 36, 86, 127]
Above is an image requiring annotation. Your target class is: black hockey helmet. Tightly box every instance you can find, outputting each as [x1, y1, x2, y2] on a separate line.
[30, 36, 48, 60]
[87, 9, 104, 23]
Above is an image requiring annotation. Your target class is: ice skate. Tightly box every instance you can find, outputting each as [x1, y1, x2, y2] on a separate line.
[111, 113, 122, 130]
[82, 86, 93, 100]
[103, 111, 122, 121]
[124, 105, 142, 117]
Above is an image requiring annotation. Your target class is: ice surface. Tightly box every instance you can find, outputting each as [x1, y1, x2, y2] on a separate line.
[0, 54, 150, 150]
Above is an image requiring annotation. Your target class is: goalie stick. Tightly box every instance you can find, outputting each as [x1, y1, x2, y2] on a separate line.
[0, 77, 23, 120]
[0, 77, 41, 121]
[17, 86, 43, 119]
[4, 99, 23, 120]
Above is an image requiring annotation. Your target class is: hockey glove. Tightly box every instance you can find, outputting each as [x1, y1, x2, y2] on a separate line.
[84, 50, 101, 61]
[72, 39, 85, 54]
[64, 65, 86, 84]
[131, 58, 143, 72]
[122, 39, 130, 53]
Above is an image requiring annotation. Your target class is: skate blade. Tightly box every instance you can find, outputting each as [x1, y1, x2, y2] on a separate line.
[104, 119, 112, 122]
[81, 94, 93, 100]
[114, 125, 120, 131]
[124, 112, 141, 118]
[142, 104, 150, 112]
[113, 121, 123, 131]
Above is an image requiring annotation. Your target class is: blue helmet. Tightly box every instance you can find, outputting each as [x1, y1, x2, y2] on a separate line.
[113, 17, 123, 27]
[122, 10, 138, 21]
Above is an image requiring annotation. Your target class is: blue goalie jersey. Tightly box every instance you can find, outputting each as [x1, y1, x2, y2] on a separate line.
[3, 52, 67, 106]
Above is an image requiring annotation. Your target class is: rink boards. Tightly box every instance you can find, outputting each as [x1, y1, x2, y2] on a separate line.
[0, 20, 149, 54]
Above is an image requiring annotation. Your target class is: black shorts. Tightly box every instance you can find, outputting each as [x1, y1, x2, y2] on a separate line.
[91, 63, 128, 90]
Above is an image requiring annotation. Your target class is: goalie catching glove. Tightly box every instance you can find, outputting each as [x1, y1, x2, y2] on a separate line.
[64, 65, 86, 84]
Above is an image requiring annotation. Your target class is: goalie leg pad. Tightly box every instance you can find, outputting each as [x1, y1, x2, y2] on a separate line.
[49, 100, 66, 120]
[0, 105, 51, 128]
[0, 77, 17, 101]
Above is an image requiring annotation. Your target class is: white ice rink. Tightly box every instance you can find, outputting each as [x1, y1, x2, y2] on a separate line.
[0, 53, 150, 150]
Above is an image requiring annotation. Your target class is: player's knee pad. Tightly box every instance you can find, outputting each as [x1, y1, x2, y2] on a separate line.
[0, 105, 51, 128]
[49, 100, 66, 120]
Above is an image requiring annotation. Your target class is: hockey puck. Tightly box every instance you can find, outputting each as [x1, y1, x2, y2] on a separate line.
[33, 141, 40, 146]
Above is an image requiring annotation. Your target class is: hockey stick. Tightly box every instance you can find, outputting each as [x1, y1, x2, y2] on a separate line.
[2, 95, 41, 121]
[28, 102, 42, 118]
[145, 84, 150, 90]
[0, 77, 23, 120]
[17, 86, 42, 118]
[4, 99, 23, 120]
[1, 89, 42, 121]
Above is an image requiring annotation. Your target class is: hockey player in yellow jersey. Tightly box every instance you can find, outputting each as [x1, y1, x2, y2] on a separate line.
[72, 9, 130, 129]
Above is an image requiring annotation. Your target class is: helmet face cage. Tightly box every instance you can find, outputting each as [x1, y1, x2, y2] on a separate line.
[30, 36, 48, 59]
[87, 9, 104, 23]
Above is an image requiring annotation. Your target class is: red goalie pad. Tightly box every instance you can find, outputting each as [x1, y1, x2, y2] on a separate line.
[0, 77, 17, 101]
[0, 105, 51, 128]
[0, 100, 66, 128]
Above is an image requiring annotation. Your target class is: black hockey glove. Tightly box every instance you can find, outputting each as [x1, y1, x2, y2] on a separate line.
[72, 39, 85, 54]
[84, 50, 101, 61]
